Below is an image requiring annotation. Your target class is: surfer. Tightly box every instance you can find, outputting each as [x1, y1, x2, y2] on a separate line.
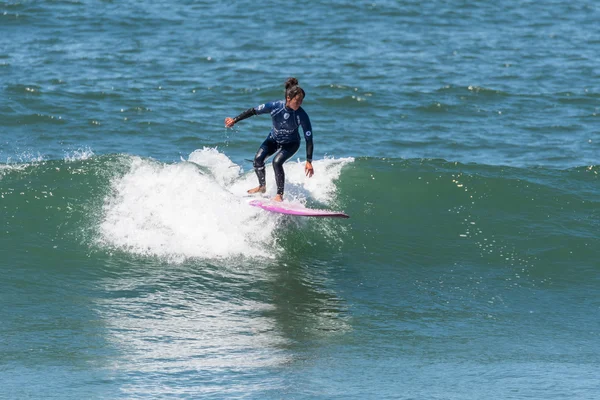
[224, 77, 314, 202]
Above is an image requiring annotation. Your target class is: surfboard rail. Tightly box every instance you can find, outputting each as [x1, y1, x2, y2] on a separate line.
[249, 199, 349, 218]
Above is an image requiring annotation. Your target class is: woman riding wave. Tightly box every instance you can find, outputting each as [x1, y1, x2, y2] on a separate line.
[225, 77, 314, 202]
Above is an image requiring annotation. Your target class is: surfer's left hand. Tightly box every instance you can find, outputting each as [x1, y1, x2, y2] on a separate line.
[305, 161, 314, 177]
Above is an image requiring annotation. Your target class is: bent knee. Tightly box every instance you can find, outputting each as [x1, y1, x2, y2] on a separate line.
[272, 158, 284, 169]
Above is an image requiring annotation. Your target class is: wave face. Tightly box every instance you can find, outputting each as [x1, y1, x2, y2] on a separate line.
[2, 150, 600, 398]
[5, 151, 597, 268]
[0, 149, 351, 260]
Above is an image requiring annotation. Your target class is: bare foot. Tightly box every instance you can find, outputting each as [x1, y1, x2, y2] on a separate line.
[247, 186, 266, 194]
[272, 194, 283, 202]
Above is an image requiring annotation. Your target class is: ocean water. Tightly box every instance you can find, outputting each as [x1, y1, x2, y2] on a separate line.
[1, 0, 599, 399]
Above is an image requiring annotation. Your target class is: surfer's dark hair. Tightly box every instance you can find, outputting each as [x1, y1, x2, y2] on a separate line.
[285, 77, 305, 99]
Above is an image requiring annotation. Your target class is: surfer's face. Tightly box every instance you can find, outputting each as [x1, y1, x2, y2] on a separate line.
[287, 94, 303, 110]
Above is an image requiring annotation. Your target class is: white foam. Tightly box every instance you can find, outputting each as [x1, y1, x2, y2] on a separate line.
[0, 154, 44, 179]
[187, 146, 241, 186]
[284, 156, 354, 203]
[64, 147, 95, 162]
[98, 148, 353, 261]
[228, 154, 354, 204]
[0, 164, 16, 180]
[4, 152, 45, 165]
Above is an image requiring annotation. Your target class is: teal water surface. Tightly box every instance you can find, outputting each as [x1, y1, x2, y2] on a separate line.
[2, 1, 600, 399]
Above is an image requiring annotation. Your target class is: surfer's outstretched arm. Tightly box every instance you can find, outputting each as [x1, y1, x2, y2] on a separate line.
[224, 108, 256, 128]
[225, 102, 276, 128]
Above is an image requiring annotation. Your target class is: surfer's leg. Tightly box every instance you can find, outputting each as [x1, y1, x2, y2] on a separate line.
[272, 141, 300, 199]
[249, 138, 277, 194]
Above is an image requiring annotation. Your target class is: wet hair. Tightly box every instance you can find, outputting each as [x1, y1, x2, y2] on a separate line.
[285, 77, 306, 100]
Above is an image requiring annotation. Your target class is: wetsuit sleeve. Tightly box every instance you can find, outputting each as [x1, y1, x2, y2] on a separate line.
[299, 109, 314, 162]
[234, 101, 277, 123]
[232, 107, 256, 123]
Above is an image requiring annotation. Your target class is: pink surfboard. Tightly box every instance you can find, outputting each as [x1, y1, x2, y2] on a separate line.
[249, 199, 349, 218]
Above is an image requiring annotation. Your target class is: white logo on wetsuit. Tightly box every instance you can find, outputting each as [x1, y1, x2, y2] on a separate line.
[257, 104, 265, 111]
[305, 131, 312, 136]
[284, 113, 290, 120]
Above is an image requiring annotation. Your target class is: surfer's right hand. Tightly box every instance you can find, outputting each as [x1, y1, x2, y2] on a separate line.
[224, 117, 235, 128]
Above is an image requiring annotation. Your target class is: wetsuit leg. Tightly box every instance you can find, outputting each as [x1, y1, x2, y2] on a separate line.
[253, 137, 278, 187]
[272, 141, 300, 195]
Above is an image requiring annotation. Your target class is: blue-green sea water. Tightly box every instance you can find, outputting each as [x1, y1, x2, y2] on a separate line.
[2, 1, 600, 399]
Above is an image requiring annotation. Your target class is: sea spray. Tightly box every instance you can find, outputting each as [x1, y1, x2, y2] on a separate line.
[98, 148, 354, 261]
